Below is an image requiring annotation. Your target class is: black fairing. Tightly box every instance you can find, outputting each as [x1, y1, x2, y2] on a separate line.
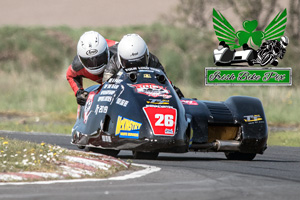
[181, 96, 268, 154]
[72, 67, 189, 152]
[225, 96, 268, 153]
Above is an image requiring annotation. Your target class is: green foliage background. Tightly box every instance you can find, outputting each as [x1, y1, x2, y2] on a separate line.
[0, 24, 215, 85]
[0, 24, 299, 135]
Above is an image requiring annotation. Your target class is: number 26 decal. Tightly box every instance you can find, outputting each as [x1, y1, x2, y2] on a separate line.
[155, 114, 174, 127]
[143, 107, 177, 136]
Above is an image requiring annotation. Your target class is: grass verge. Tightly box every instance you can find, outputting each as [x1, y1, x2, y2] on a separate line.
[0, 137, 131, 181]
[268, 130, 300, 147]
[0, 136, 65, 173]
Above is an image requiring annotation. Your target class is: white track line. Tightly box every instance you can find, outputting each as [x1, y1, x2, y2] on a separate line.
[0, 163, 161, 186]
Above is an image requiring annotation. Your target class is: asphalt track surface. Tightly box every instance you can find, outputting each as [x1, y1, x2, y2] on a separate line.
[0, 131, 300, 200]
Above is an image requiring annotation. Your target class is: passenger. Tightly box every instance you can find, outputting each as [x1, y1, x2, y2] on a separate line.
[66, 31, 117, 106]
[103, 33, 184, 98]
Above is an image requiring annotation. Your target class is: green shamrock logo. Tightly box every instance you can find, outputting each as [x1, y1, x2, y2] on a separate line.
[212, 9, 287, 49]
[236, 20, 264, 47]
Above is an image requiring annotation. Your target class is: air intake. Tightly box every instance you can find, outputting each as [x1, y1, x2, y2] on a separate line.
[204, 102, 234, 123]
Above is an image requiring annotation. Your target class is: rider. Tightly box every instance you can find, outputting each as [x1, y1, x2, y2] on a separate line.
[254, 36, 289, 66]
[66, 31, 117, 106]
[103, 33, 184, 98]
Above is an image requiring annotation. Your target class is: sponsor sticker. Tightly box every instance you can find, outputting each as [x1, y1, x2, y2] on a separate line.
[84, 91, 96, 123]
[98, 96, 112, 102]
[116, 98, 129, 107]
[103, 84, 120, 90]
[108, 78, 123, 84]
[146, 99, 169, 105]
[244, 114, 264, 124]
[101, 135, 112, 143]
[95, 105, 108, 115]
[144, 74, 151, 78]
[115, 116, 142, 139]
[131, 83, 172, 99]
[100, 90, 116, 95]
[181, 100, 199, 105]
[143, 107, 177, 136]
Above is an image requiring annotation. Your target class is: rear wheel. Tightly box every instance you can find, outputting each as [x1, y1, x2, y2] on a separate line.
[225, 152, 256, 161]
[132, 151, 159, 160]
[86, 147, 120, 157]
[77, 145, 85, 149]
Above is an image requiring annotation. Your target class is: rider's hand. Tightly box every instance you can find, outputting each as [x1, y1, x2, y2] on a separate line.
[76, 89, 89, 106]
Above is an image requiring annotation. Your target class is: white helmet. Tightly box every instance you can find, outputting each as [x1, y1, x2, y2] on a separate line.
[77, 31, 109, 75]
[280, 36, 289, 48]
[117, 34, 149, 68]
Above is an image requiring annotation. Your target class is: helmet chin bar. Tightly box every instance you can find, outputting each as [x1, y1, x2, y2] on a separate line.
[85, 65, 106, 75]
[120, 52, 149, 69]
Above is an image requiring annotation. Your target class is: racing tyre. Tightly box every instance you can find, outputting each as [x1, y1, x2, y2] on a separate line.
[86, 147, 120, 157]
[132, 151, 159, 160]
[225, 152, 256, 161]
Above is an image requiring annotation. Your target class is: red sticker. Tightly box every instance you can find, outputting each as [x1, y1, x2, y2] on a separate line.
[84, 91, 96, 123]
[143, 107, 177, 136]
[131, 83, 172, 99]
[181, 100, 199, 105]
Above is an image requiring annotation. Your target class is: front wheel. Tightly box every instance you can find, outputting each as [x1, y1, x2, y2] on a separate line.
[132, 151, 159, 160]
[225, 152, 256, 161]
[86, 147, 120, 157]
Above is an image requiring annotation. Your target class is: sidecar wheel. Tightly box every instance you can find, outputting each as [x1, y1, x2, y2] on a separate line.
[225, 152, 256, 161]
[86, 147, 120, 157]
[132, 151, 159, 160]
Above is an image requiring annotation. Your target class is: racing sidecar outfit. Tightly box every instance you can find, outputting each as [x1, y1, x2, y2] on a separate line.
[66, 39, 118, 96]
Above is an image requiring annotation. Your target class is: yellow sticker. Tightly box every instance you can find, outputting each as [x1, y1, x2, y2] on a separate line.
[244, 114, 263, 122]
[144, 74, 151, 78]
[115, 116, 142, 139]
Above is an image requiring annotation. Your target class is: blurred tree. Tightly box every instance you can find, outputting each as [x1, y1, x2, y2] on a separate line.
[174, 0, 211, 28]
[172, 0, 299, 42]
[224, 0, 277, 30]
[289, 0, 300, 42]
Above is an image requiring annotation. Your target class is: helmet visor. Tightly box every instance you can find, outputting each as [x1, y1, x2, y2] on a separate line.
[120, 53, 148, 68]
[79, 48, 109, 69]
[281, 41, 288, 48]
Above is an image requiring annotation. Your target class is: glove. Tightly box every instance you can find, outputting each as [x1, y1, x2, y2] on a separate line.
[76, 89, 89, 106]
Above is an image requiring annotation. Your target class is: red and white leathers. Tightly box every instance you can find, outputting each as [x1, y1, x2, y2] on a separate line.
[66, 39, 117, 96]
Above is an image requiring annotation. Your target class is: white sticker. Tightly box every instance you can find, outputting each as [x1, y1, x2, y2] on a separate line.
[100, 90, 116, 95]
[98, 96, 112, 102]
[101, 135, 112, 143]
[95, 105, 108, 114]
[116, 98, 129, 107]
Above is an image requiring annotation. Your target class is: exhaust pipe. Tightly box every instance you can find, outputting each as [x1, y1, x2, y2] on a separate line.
[190, 140, 241, 151]
[215, 140, 240, 151]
